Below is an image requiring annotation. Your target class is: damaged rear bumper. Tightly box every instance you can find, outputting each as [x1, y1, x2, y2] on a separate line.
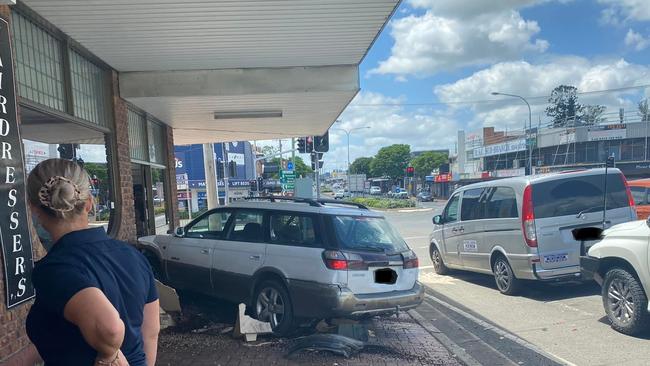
[289, 280, 425, 318]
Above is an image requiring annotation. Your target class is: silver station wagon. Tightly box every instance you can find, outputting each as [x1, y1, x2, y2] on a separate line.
[430, 169, 637, 295]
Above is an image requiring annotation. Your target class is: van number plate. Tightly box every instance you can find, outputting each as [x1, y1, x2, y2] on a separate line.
[544, 254, 568, 264]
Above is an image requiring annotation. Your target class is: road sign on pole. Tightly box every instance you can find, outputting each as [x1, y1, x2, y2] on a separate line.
[287, 161, 294, 171]
[280, 170, 296, 192]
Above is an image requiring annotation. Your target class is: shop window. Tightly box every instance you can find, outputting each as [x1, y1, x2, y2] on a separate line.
[148, 119, 166, 165]
[151, 167, 169, 235]
[69, 50, 110, 128]
[128, 107, 148, 162]
[11, 12, 66, 112]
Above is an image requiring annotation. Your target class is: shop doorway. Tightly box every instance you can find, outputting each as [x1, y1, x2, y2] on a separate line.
[132, 163, 170, 237]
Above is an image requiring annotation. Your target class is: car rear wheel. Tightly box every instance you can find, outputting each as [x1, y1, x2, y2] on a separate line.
[493, 256, 520, 295]
[603, 268, 650, 335]
[254, 280, 294, 336]
[430, 245, 449, 275]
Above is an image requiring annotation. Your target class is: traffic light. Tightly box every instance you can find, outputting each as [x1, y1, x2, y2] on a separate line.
[216, 161, 224, 179]
[297, 138, 306, 153]
[57, 144, 76, 160]
[306, 136, 314, 153]
[406, 166, 415, 177]
[228, 160, 237, 177]
[314, 132, 329, 152]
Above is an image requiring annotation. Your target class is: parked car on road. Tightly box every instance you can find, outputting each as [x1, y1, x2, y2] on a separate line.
[333, 189, 349, 199]
[628, 178, 650, 220]
[581, 219, 650, 335]
[430, 168, 637, 295]
[137, 198, 424, 334]
[416, 191, 433, 202]
[394, 191, 409, 199]
[370, 186, 382, 195]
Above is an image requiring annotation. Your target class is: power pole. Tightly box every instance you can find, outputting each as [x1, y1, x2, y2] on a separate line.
[222, 143, 229, 205]
[202, 143, 219, 209]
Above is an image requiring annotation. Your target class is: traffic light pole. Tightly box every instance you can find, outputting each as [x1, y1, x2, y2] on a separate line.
[222, 144, 229, 205]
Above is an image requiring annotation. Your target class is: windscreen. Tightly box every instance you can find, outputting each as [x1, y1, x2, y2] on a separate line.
[331, 215, 409, 253]
[532, 173, 629, 219]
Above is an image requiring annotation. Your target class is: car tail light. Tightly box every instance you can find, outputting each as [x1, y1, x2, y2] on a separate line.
[522, 184, 537, 248]
[621, 174, 636, 207]
[403, 250, 419, 269]
[322, 251, 366, 271]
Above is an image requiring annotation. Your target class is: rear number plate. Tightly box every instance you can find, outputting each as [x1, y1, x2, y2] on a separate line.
[544, 253, 569, 264]
[375, 268, 398, 284]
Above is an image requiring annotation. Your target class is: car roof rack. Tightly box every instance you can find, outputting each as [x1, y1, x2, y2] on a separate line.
[244, 196, 321, 207]
[243, 196, 368, 210]
[316, 198, 368, 210]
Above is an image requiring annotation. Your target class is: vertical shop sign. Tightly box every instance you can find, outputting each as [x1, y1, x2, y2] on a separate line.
[0, 18, 34, 308]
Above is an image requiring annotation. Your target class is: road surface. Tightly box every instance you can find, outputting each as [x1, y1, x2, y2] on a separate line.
[384, 202, 650, 366]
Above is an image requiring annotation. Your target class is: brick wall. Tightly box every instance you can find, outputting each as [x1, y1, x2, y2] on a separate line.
[110, 70, 137, 243]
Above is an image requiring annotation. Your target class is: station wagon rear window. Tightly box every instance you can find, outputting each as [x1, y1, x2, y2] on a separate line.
[532, 174, 629, 219]
[331, 216, 409, 253]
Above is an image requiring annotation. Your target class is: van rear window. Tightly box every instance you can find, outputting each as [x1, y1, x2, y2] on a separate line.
[532, 174, 629, 219]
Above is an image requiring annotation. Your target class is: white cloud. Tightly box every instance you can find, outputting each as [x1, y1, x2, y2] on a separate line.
[323, 92, 459, 171]
[372, 7, 548, 76]
[408, 0, 548, 17]
[625, 29, 650, 51]
[598, 0, 650, 24]
[434, 57, 650, 131]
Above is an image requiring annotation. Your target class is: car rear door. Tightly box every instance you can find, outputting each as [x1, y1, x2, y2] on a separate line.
[533, 172, 635, 271]
[458, 188, 487, 270]
[330, 215, 417, 295]
[212, 209, 267, 302]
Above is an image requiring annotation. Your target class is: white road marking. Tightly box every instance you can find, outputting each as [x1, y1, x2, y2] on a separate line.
[397, 208, 434, 213]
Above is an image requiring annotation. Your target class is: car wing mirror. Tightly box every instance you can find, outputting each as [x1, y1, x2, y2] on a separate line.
[433, 215, 443, 225]
[174, 227, 185, 237]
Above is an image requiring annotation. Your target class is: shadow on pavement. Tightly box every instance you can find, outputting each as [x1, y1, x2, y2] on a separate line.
[437, 269, 601, 301]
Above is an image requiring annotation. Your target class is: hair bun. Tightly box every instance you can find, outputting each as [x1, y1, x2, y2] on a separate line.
[38, 176, 81, 213]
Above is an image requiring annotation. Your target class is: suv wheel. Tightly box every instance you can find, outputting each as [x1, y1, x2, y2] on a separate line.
[603, 268, 650, 335]
[254, 280, 294, 335]
[430, 245, 449, 275]
[493, 256, 520, 295]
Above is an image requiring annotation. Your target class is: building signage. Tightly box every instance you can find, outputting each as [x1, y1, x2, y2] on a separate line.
[587, 124, 627, 142]
[0, 19, 35, 308]
[559, 129, 576, 144]
[494, 167, 526, 177]
[228, 153, 245, 166]
[435, 174, 452, 183]
[473, 139, 527, 158]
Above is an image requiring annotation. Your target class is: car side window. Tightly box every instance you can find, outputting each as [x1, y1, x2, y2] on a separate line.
[269, 213, 319, 247]
[630, 187, 647, 205]
[460, 188, 485, 221]
[185, 210, 232, 239]
[484, 187, 518, 219]
[226, 210, 265, 243]
[443, 194, 460, 223]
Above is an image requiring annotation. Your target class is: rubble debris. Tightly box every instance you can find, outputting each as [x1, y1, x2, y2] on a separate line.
[337, 323, 369, 342]
[159, 308, 176, 330]
[233, 303, 273, 342]
[155, 280, 182, 313]
[286, 334, 365, 358]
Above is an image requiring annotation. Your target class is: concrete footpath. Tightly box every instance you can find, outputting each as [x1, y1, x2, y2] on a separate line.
[157, 311, 463, 366]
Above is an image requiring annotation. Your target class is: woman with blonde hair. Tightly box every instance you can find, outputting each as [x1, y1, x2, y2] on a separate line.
[25, 158, 160, 366]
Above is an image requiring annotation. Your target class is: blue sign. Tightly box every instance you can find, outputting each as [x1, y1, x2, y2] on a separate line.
[287, 161, 294, 171]
[425, 175, 434, 182]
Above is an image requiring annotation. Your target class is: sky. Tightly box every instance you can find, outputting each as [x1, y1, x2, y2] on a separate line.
[285, 0, 650, 172]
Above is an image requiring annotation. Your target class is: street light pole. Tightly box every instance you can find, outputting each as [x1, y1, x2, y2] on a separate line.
[491, 92, 533, 175]
[333, 125, 370, 194]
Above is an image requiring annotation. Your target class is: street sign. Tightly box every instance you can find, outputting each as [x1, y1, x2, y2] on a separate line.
[280, 170, 296, 191]
[287, 161, 294, 171]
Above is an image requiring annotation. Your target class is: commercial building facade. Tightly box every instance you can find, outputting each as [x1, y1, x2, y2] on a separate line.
[0, 1, 399, 364]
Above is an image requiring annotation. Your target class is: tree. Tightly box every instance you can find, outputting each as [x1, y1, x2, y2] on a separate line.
[640, 99, 650, 122]
[546, 85, 584, 127]
[369, 144, 411, 178]
[411, 151, 448, 178]
[581, 105, 607, 125]
[349, 157, 373, 176]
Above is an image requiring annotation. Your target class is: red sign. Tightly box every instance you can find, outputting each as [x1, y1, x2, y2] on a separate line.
[177, 192, 191, 200]
[435, 173, 451, 183]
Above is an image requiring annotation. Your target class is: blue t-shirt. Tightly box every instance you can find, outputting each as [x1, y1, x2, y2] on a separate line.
[26, 227, 158, 366]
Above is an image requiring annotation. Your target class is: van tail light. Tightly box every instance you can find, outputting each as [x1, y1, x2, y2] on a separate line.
[403, 250, 419, 269]
[621, 174, 636, 208]
[522, 185, 537, 248]
[322, 251, 366, 271]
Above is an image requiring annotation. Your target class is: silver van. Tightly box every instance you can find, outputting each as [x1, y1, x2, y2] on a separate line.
[429, 169, 637, 295]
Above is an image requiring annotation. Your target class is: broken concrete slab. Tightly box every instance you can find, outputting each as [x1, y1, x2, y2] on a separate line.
[155, 280, 182, 313]
[233, 303, 272, 342]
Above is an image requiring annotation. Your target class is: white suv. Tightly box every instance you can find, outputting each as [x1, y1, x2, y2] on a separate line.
[581, 219, 650, 335]
[137, 198, 424, 334]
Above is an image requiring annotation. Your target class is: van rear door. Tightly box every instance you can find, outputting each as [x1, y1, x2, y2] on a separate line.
[532, 172, 635, 271]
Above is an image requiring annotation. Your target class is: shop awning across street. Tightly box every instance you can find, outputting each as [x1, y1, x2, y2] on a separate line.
[22, 0, 400, 144]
